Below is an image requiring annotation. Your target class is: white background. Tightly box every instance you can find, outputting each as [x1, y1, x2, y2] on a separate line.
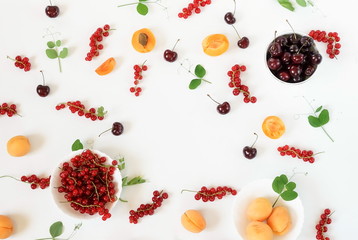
[1, 0, 358, 239]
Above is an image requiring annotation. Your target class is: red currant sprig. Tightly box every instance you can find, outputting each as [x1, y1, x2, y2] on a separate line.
[129, 60, 148, 97]
[315, 208, 334, 240]
[7, 55, 31, 72]
[129, 190, 169, 224]
[182, 186, 237, 202]
[227, 64, 256, 103]
[178, 0, 212, 19]
[308, 30, 341, 59]
[85, 24, 114, 61]
[277, 145, 324, 164]
[0, 174, 50, 190]
[0, 103, 20, 117]
[58, 149, 120, 221]
[55, 101, 107, 121]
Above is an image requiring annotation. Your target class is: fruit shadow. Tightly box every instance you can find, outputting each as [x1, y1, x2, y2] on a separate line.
[28, 134, 45, 154]
[204, 208, 220, 230]
[8, 213, 29, 236]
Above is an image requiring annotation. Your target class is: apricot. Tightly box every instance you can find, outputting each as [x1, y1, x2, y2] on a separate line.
[262, 116, 286, 139]
[246, 221, 273, 240]
[247, 197, 273, 221]
[181, 210, 206, 233]
[267, 206, 292, 235]
[0, 215, 13, 239]
[202, 34, 229, 56]
[7, 135, 31, 157]
[132, 28, 156, 53]
[95, 57, 116, 76]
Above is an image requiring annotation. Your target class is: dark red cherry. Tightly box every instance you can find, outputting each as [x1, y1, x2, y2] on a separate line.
[45, 1, 59, 18]
[37, 71, 50, 97]
[291, 53, 304, 64]
[238, 37, 249, 49]
[111, 122, 124, 136]
[278, 71, 291, 82]
[207, 94, 230, 115]
[309, 53, 322, 65]
[164, 50, 177, 62]
[224, 12, 236, 24]
[243, 133, 258, 159]
[289, 65, 302, 78]
[269, 42, 283, 57]
[267, 58, 281, 71]
[304, 65, 316, 76]
[281, 52, 292, 64]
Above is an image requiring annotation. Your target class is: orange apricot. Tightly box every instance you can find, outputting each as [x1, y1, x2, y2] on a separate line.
[0, 215, 13, 239]
[246, 221, 273, 240]
[267, 206, 292, 235]
[262, 116, 286, 139]
[7, 135, 31, 157]
[247, 197, 273, 221]
[95, 57, 116, 76]
[132, 28, 156, 53]
[181, 210, 206, 233]
[202, 34, 229, 56]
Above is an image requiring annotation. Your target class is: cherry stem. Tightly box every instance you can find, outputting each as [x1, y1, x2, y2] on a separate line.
[49, 0, 53, 6]
[274, 30, 277, 39]
[40, 70, 46, 85]
[232, 25, 241, 39]
[0, 175, 22, 182]
[181, 189, 197, 194]
[297, 41, 307, 54]
[172, 39, 180, 51]
[141, 59, 147, 68]
[233, 0, 237, 15]
[250, 133, 258, 148]
[286, 19, 296, 40]
[98, 128, 111, 137]
[207, 94, 220, 105]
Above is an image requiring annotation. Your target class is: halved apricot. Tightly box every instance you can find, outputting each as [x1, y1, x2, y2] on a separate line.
[132, 28, 156, 53]
[262, 116, 286, 139]
[95, 57, 116, 76]
[202, 34, 229, 56]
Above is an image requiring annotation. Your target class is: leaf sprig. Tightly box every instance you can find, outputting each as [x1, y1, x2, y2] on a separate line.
[122, 176, 146, 186]
[118, 0, 167, 16]
[272, 174, 298, 207]
[44, 31, 68, 73]
[71, 139, 84, 151]
[277, 0, 314, 11]
[180, 63, 211, 89]
[35, 221, 82, 240]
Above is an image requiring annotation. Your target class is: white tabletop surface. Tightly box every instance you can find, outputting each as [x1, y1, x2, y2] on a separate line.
[1, 0, 358, 239]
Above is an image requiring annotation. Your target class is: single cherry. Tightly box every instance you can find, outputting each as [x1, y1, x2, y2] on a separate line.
[224, 0, 237, 24]
[232, 25, 249, 49]
[99, 122, 124, 137]
[243, 133, 258, 159]
[164, 39, 180, 62]
[267, 58, 281, 70]
[36, 70, 50, 97]
[207, 94, 230, 115]
[45, 0, 59, 18]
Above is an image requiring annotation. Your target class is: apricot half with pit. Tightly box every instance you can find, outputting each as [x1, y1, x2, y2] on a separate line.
[202, 34, 229, 56]
[247, 197, 273, 221]
[262, 116, 286, 139]
[7, 135, 31, 157]
[181, 209, 206, 233]
[132, 28, 156, 53]
[0, 215, 13, 239]
[267, 206, 292, 235]
[95, 57, 116, 76]
[246, 221, 273, 240]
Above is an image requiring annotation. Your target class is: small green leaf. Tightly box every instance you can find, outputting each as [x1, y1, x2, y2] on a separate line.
[279, 174, 288, 184]
[47, 41, 55, 48]
[308, 115, 322, 128]
[59, 48, 68, 59]
[296, 0, 307, 7]
[318, 109, 329, 125]
[272, 176, 285, 194]
[97, 106, 107, 117]
[122, 176, 128, 186]
[123, 176, 146, 186]
[286, 182, 296, 191]
[46, 49, 58, 59]
[49, 221, 63, 238]
[56, 40, 62, 47]
[315, 106, 323, 113]
[278, 0, 295, 11]
[189, 79, 202, 90]
[71, 139, 83, 151]
[281, 190, 298, 201]
[194, 64, 206, 78]
[137, 3, 148, 15]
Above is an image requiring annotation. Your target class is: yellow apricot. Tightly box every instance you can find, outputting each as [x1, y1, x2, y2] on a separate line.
[202, 34, 229, 56]
[95, 57, 116, 76]
[247, 197, 273, 221]
[262, 116, 286, 139]
[7, 135, 31, 157]
[267, 206, 292, 235]
[132, 28, 156, 53]
[246, 221, 273, 240]
[0, 215, 13, 239]
[181, 210, 206, 233]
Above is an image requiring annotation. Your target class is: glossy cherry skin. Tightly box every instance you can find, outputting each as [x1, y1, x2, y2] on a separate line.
[224, 12, 236, 24]
[112, 122, 123, 136]
[238, 37, 249, 49]
[36, 85, 50, 97]
[217, 102, 230, 115]
[267, 58, 281, 71]
[163, 49, 178, 62]
[243, 146, 257, 159]
[45, 5, 59, 18]
[269, 42, 283, 57]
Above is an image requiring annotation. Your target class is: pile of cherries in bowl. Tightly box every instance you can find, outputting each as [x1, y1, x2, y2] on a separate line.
[266, 33, 322, 84]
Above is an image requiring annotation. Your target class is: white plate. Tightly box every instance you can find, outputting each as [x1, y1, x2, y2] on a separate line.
[50, 149, 122, 220]
[232, 178, 304, 240]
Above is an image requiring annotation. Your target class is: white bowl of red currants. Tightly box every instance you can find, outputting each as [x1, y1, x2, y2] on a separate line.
[266, 32, 322, 84]
[50, 149, 122, 220]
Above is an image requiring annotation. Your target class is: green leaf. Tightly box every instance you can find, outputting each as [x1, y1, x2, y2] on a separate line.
[278, 0, 295, 11]
[189, 79, 202, 90]
[56, 40, 62, 47]
[281, 190, 298, 201]
[286, 182, 296, 191]
[194, 64, 206, 78]
[47, 41, 55, 48]
[318, 109, 329, 126]
[308, 115, 322, 128]
[59, 48, 68, 59]
[137, 3, 148, 15]
[97, 106, 107, 117]
[122, 176, 128, 186]
[296, 0, 307, 7]
[46, 49, 58, 59]
[123, 176, 146, 186]
[315, 106, 323, 113]
[279, 174, 288, 184]
[272, 176, 285, 194]
[71, 139, 83, 151]
[49, 221, 63, 238]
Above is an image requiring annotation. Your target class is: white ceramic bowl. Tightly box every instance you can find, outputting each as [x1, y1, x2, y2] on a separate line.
[232, 178, 304, 240]
[50, 149, 122, 220]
